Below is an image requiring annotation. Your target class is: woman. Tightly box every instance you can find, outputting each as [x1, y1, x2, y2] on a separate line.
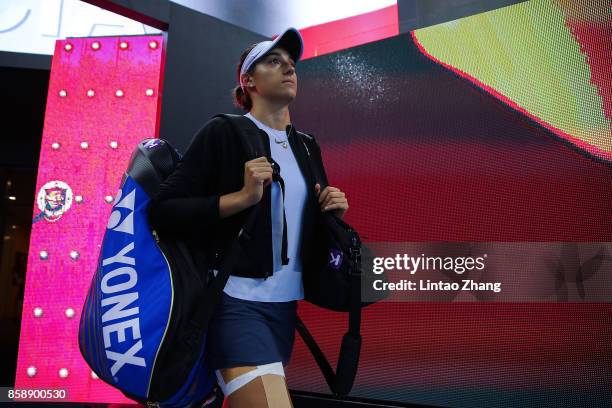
[149, 27, 349, 408]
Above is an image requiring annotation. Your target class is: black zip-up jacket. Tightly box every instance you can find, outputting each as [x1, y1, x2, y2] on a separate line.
[147, 115, 329, 279]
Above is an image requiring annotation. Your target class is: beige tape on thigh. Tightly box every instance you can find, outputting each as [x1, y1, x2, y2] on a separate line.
[215, 362, 285, 396]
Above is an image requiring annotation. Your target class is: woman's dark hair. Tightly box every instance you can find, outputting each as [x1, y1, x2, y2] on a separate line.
[232, 43, 258, 112]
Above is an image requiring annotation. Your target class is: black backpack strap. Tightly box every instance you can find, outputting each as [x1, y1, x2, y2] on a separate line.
[212, 113, 265, 159]
[294, 130, 362, 397]
[215, 113, 290, 266]
[214, 113, 290, 266]
[187, 114, 266, 334]
[296, 131, 329, 190]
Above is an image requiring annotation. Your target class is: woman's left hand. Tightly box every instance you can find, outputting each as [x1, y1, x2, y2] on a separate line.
[315, 183, 349, 219]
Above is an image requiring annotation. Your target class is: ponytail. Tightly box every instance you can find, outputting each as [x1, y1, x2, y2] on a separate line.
[231, 43, 258, 111]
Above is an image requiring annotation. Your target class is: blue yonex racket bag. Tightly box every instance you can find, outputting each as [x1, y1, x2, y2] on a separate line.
[78, 114, 263, 408]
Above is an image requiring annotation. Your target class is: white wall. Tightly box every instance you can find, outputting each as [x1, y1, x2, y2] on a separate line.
[0, 0, 161, 55]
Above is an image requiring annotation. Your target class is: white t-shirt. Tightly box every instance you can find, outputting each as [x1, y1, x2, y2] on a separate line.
[222, 112, 308, 302]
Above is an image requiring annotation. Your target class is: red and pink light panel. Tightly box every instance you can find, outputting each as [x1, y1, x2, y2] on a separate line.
[15, 34, 166, 404]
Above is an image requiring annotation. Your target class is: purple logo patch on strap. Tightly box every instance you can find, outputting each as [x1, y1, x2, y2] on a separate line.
[328, 248, 343, 270]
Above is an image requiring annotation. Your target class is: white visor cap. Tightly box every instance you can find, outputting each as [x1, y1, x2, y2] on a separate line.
[239, 27, 304, 90]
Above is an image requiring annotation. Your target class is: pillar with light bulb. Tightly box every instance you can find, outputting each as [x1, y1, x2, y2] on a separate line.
[14, 35, 166, 404]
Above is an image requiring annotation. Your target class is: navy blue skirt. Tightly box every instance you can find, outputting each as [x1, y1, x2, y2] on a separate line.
[204, 291, 298, 370]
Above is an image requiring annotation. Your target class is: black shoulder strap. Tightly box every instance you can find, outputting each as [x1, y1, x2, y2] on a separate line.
[216, 113, 290, 266]
[188, 113, 266, 335]
[212, 113, 265, 159]
[296, 130, 329, 190]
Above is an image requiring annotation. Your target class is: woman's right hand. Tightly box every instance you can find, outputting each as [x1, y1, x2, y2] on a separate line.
[240, 156, 273, 206]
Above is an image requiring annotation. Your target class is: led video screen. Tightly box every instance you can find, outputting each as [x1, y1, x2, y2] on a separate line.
[287, 1, 612, 406]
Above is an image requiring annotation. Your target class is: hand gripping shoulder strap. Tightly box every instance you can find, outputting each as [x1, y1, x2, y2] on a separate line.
[215, 113, 291, 266]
